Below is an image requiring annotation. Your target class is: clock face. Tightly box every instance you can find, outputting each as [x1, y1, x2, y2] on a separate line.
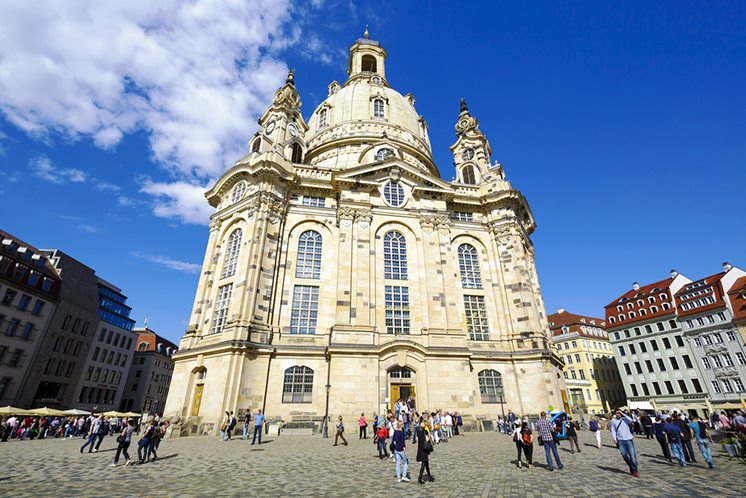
[462, 148, 475, 160]
[265, 121, 276, 135]
[288, 123, 298, 137]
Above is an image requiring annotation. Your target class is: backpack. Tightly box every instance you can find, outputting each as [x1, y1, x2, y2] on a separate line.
[521, 429, 533, 445]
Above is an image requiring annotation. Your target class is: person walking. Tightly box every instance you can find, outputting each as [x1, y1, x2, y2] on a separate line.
[80, 415, 103, 454]
[653, 416, 672, 462]
[242, 411, 251, 440]
[415, 421, 434, 484]
[641, 413, 653, 439]
[520, 421, 534, 470]
[219, 411, 229, 441]
[663, 415, 686, 466]
[610, 410, 638, 477]
[137, 420, 156, 464]
[689, 415, 714, 469]
[393, 421, 410, 482]
[333, 416, 348, 446]
[376, 421, 389, 459]
[359, 413, 368, 439]
[565, 417, 581, 453]
[511, 420, 525, 468]
[673, 413, 696, 463]
[251, 409, 264, 445]
[226, 411, 236, 441]
[589, 417, 602, 448]
[537, 411, 563, 471]
[94, 417, 109, 452]
[111, 419, 136, 467]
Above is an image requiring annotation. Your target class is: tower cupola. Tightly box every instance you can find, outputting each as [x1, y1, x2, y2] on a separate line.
[347, 27, 387, 80]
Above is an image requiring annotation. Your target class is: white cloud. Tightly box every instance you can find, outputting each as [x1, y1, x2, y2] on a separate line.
[78, 224, 98, 233]
[30, 155, 87, 184]
[140, 179, 212, 225]
[93, 181, 121, 192]
[131, 251, 201, 274]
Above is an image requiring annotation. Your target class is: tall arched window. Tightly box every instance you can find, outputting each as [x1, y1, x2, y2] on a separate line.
[478, 369, 503, 403]
[373, 98, 385, 118]
[384, 230, 407, 280]
[319, 108, 327, 128]
[458, 243, 482, 289]
[361, 54, 377, 72]
[462, 164, 477, 184]
[291, 143, 303, 163]
[296, 230, 322, 279]
[221, 229, 242, 279]
[282, 366, 314, 403]
[251, 138, 261, 153]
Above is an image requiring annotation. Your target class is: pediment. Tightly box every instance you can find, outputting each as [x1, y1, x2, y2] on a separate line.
[333, 160, 452, 192]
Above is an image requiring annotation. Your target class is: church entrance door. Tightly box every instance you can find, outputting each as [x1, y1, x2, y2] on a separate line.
[191, 384, 204, 416]
[390, 384, 415, 413]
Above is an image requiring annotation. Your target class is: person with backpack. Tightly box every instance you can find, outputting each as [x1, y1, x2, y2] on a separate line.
[673, 413, 696, 463]
[610, 410, 638, 477]
[663, 415, 687, 467]
[225, 411, 236, 441]
[565, 416, 581, 453]
[653, 416, 672, 462]
[511, 420, 525, 468]
[520, 421, 534, 470]
[689, 415, 714, 469]
[589, 417, 601, 448]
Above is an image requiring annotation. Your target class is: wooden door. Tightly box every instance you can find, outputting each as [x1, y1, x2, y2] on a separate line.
[191, 384, 204, 416]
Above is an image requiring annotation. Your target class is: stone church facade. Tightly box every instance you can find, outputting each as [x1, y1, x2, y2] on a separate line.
[164, 34, 564, 434]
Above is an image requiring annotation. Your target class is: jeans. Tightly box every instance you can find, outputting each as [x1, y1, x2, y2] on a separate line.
[395, 450, 409, 478]
[251, 425, 262, 444]
[695, 438, 713, 466]
[137, 437, 151, 463]
[567, 435, 581, 453]
[243, 425, 248, 440]
[114, 441, 130, 464]
[515, 440, 524, 461]
[377, 438, 389, 459]
[147, 438, 158, 460]
[403, 422, 409, 438]
[81, 433, 97, 453]
[95, 434, 105, 450]
[359, 426, 366, 439]
[542, 439, 563, 470]
[670, 442, 686, 466]
[681, 439, 696, 462]
[617, 438, 637, 472]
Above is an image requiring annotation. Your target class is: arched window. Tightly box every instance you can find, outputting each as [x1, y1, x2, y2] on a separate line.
[230, 181, 246, 204]
[461, 164, 477, 184]
[651, 305, 659, 313]
[628, 311, 636, 319]
[137, 342, 148, 352]
[388, 367, 413, 379]
[221, 229, 242, 279]
[295, 230, 322, 279]
[478, 369, 503, 403]
[609, 316, 616, 324]
[251, 138, 261, 153]
[282, 366, 314, 403]
[457, 243, 482, 289]
[661, 302, 670, 311]
[373, 98, 385, 118]
[639, 309, 647, 316]
[384, 231, 407, 280]
[361, 55, 377, 72]
[291, 143, 303, 164]
[375, 148, 394, 161]
[319, 108, 327, 128]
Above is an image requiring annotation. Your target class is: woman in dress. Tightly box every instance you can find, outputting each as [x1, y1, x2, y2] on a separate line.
[416, 421, 434, 484]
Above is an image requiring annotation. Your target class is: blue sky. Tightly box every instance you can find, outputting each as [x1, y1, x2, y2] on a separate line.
[1, 1, 745, 343]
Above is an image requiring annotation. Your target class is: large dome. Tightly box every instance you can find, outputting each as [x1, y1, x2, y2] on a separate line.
[302, 38, 436, 174]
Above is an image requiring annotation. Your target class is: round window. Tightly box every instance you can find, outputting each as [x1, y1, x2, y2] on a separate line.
[375, 148, 395, 161]
[462, 148, 475, 160]
[383, 181, 405, 207]
[371, 76, 382, 85]
[230, 181, 247, 204]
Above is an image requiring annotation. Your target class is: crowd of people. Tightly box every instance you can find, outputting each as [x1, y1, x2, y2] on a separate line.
[1, 414, 141, 441]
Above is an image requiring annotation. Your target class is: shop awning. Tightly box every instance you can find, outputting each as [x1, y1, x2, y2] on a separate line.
[629, 401, 654, 411]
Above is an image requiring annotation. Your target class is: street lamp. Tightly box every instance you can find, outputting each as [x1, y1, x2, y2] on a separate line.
[323, 383, 331, 438]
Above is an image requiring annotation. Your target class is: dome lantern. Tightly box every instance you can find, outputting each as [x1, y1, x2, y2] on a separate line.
[347, 30, 387, 80]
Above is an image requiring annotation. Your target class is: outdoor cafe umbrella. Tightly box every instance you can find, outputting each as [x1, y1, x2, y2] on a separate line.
[102, 410, 125, 417]
[122, 411, 142, 418]
[30, 407, 67, 416]
[0, 406, 34, 416]
[62, 408, 92, 416]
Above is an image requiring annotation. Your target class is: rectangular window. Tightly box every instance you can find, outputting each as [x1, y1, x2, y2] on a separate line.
[645, 325, 653, 334]
[639, 342, 647, 353]
[670, 357, 679, 370]
[675, 335, 684, 347]
[0, 377, 10, 399]
[712, 355, 723, 368]
[736, 352, 746, 365]
[665, 380, 675, 394]
[645, 360, 654, 372]
[106, 329, 113, 344]
[711, 380, 722, 394]
[657, 358, 665, 371]
[656, 322, 664, 331]
[210, 284, 233, 334]
[734, 378, 745, 392]
[725, 331, 736, 342]
[630, 384, 639, 396]
[702, 357, 711, 369]
[289, 285, 319, 335]
[662, 337, 671, 349]
[682, 355, 693, 368]
[668, 319, 677, 329]
[85, 366, 92, 380]
[693, 337, 702, 347]
[652, 381, 661, 395]
[721, 379, 733, 392]
[641, 383, 650, 395]
[618, 345, 626, 356]
[2, 289, 17, 306]
[463, 295, 489, 340]
[579, 369, 586, 380]
[384, 285, 410, 335]
[17, 294, 31, 311]
[635, 362, 642, 374]
[712, 333, 723, 344]
[678, 379, 688, 393]
[717, 312, 726, 321]
[301, 196, 326, 207]
[21, 322, 33, 339]
[624, 363, 631, 375]
[629, 344, 636, 354]
[723, 354, 734, 367]
[575, 353, 581, 362]
[650, 340, 659, 351]
[9, 349, 22, 367]
[5, 319, 19, 337]
[692, 378, 703, 392]
[451, 211, 474, 222]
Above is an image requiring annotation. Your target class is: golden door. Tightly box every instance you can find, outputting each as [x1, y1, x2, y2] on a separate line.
[191, 384, 204, 417]
[390, 385, 415, 412]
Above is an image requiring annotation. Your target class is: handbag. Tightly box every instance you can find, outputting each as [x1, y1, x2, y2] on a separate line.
[423, 438, 434, 453]
[389, 441, 395, 452]
[116, 435, 124, 444]
[538, 437, 544, 446]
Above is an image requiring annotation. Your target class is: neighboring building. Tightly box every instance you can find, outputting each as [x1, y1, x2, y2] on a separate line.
[165, 33, 564, 435]
[120, 327, 178, 414]
[72, 279, 137, 412]
[606, 271, 712, 417]
[548, 309, 626, 414]
[677, 263, 746, 409]
[729, 275, 746, 344]
[0, 231, 61, 406]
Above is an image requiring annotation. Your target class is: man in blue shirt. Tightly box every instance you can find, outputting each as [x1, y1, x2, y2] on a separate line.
[251, 409, 265, 445]
[610, 410, 638, 477]
[689, 415, 714, 468]
[662, 415, 686, 466]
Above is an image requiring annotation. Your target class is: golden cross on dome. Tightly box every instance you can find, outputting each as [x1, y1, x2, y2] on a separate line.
[364, 25, 369, 39]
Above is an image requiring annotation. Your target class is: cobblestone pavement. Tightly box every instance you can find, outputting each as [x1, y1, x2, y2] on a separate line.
[1, 430, 743, 497]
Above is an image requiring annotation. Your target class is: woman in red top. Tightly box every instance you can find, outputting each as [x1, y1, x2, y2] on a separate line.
[376, 424, 389, 459]
[358, 413, 368, 439]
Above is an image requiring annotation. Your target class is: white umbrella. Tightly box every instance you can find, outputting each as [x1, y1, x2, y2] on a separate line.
[62, 408, 92, 415]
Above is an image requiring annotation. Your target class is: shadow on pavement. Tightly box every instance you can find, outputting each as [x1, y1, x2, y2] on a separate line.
[596, 465, 629, 475]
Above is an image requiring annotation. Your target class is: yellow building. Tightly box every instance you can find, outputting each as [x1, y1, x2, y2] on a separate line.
[163, 33, 564, 435]
[548, 310, 626, 415]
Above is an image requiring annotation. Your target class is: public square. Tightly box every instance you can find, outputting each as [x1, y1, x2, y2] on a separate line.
[1, 429, 742, 497]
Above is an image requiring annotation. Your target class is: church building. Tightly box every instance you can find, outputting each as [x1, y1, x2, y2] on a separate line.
[164, 33, 564, 434]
